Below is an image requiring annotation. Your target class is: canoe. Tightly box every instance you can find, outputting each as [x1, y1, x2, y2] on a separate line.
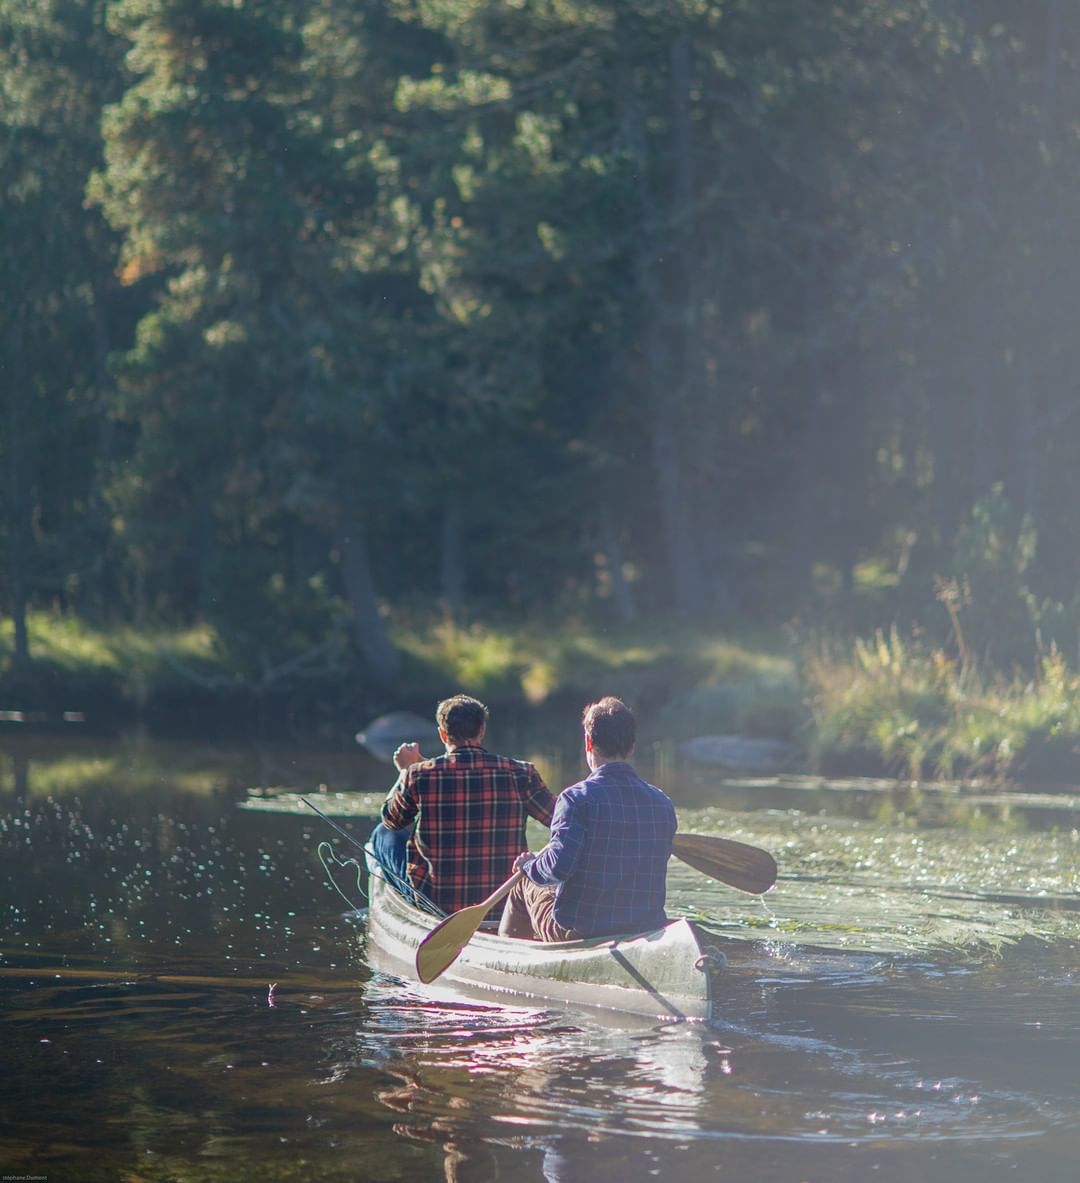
[363, 849, 720, 1021]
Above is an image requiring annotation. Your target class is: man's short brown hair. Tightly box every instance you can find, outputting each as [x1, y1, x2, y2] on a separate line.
[582, 696, 636, 758]
[436, 695, 489, 743]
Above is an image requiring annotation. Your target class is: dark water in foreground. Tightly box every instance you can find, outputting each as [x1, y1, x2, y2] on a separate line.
[0, 733, 1078, 1182]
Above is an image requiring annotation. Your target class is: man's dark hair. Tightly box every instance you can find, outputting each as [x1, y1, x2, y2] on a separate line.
[582, 696, 636, 758]
[436, 695, 489, 743]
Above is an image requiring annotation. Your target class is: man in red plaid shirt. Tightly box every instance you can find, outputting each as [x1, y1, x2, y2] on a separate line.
[370, 695, 556, 915]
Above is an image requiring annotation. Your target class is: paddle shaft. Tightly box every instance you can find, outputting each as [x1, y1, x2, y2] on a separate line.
[464, 868, 522, 916]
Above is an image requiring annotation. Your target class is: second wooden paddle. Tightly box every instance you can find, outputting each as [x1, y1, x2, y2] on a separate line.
[672, 832, 777, 895]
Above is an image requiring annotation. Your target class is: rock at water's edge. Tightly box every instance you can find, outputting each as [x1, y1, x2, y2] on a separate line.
[355, 711, 440, 763]
[679, 735, 793, 772]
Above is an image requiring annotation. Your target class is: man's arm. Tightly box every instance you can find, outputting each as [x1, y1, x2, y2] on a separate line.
[522, 765, 557, 827]
[381, 744, 423, 830]
[523, 791, 585, 885]
[381, 774, 418, 830]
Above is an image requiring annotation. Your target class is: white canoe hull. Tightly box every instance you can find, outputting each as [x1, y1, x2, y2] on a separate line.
[363, 852, 716, 1021]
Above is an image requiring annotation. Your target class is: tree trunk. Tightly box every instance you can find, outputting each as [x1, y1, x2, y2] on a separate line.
[1014, 353, 1038, 521]
[336, 501, 400, 685]
[648, 400, 706, 615]
[669, 33, 717, 615]
[616, 26, 707, 618]
[1041, 0, 1062, 139]
[7, 317, 31, 669]
[132, 561, 149, 712]
[196, 496, 217, 622]
[12, 751, 29, 813]
[86, 275, 114, 619]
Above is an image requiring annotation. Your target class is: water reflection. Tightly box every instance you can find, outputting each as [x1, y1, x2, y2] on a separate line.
[346, 977, 724, 1181]
[322, 944, 1079, 1183]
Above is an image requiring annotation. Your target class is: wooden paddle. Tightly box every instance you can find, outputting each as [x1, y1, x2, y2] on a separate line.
[672, 832, 777, 896]
[415, 870, 524, 984]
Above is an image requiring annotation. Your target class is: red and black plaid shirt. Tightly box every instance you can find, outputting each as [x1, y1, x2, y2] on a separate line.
[381, 742, 555, 914]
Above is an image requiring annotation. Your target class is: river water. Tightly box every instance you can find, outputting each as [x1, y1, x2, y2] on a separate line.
[0, 731, 1077, 1182]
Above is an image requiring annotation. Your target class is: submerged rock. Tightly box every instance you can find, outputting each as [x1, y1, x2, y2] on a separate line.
[354, 711, 440, 763]
[679, 735, 793, 772]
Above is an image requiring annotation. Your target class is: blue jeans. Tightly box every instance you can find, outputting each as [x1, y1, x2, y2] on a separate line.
[369, 821, 410, 882]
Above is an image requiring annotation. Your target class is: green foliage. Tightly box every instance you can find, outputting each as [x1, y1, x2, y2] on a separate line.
[7, 0, 1080, 728]
[945, 484, 1040, 668]
[0, 0, 128, 635]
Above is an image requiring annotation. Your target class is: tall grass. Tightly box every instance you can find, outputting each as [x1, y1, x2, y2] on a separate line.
[804, 628, 1080, 780]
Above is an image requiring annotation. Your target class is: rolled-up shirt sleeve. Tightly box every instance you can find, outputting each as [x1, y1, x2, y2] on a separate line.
[381, 771, 418, 830]
[525, 790, 585, 886]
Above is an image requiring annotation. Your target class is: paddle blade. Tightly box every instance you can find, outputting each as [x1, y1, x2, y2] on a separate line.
[415, 870, 523, 984]
[415, 905, 487, 983]
[672, 832, 777, 895]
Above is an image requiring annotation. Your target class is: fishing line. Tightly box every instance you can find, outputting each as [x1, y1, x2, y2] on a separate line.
[302, 795, 445, 919]
[317, 840, 367, 912]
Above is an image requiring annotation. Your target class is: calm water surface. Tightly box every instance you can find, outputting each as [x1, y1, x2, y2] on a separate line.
[1, 732, 1078, 1182]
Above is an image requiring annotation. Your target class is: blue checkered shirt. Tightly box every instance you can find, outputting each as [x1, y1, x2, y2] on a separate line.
[524, 761, 676, 937]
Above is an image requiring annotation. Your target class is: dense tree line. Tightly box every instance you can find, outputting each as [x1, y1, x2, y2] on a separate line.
[3, 0, 1080, 691]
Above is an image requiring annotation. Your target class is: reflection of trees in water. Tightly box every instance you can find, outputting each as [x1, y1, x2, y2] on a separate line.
[0, 759, 336, 966]
[371, 1050, 728, 1183]
[377, 1070, 500, 1183]
[373, 1060, 684, 1183]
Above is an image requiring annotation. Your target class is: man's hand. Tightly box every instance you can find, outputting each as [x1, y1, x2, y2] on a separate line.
[393, 742, 423, 771]
[513, 850, 537, 872]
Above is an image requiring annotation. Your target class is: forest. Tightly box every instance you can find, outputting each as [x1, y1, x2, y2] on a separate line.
[3, 1, 1080, 766]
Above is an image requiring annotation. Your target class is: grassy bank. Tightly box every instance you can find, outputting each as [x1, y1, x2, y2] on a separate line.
[0, 611, 801, 743]
[804, 629, 1080, 783]
[6, 612, 1080, 783]
[0, 614, 226, 718]
[395, 616, 799, 736]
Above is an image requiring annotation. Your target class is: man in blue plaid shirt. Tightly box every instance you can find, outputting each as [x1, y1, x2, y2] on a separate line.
[499, 696, 676, 941]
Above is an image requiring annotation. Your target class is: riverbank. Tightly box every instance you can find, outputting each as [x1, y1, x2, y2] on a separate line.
[3, 612, 1080, 784]
[0, 610, 800, 745]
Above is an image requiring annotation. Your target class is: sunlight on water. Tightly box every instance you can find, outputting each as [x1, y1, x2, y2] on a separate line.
[1, 740, 1079, 1181]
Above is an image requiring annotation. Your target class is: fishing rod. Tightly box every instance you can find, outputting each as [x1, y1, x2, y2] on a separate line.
[301, 796, 367, 851]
